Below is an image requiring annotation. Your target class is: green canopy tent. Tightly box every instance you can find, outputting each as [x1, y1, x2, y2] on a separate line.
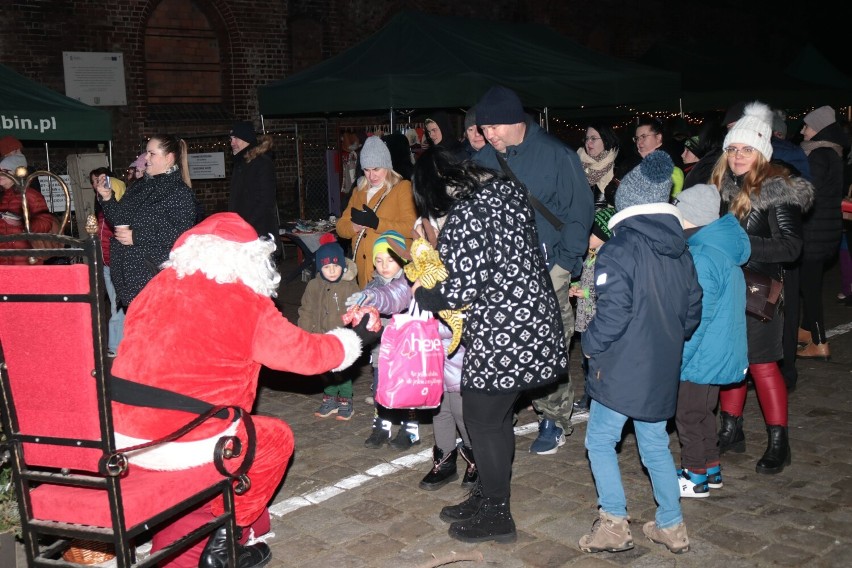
[258, 11, 680, 120]
[0, 63, 111, 143]
[785, 44, 852, 92]
[1, 63, 113, 233]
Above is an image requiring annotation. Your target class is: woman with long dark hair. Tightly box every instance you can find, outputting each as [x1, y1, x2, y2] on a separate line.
[411, 147, 567, 543]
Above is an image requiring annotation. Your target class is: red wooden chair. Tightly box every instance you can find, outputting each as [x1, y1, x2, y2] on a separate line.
[0, 228, 253, 567]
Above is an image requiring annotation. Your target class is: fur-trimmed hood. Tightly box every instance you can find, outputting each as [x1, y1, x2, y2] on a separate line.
[720, 172, 814, 213]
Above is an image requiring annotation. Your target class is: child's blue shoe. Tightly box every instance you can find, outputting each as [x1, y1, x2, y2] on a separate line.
[314, 394, 338, 418]
[706, 465, 723, 489]
[678, 469, 709, 498]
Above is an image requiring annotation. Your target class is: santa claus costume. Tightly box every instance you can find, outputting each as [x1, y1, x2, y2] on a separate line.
[110, 213, 365, 568]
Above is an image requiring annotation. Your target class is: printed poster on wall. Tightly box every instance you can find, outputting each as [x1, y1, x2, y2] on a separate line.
[187, 153, 226, 179]
[63, 52, 128, 106]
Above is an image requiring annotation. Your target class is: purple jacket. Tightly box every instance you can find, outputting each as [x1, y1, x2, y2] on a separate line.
[365, 276, 464, 392]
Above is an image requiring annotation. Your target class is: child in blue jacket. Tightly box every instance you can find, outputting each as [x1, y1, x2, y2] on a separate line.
[672, 184, 751, 497]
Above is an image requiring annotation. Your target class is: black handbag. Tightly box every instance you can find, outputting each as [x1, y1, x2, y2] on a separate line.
[743, 268, 783, 322]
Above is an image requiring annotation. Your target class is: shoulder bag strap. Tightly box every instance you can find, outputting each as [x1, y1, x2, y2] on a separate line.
[351, 186, 393, 260]
[495, 153, 564, 231]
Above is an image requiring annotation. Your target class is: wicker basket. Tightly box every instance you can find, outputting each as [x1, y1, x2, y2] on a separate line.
[62, 540, 116, 565]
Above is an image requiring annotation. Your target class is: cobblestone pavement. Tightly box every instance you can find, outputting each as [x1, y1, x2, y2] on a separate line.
[251, 259, 852, 568]
[16, 257, 852, 567]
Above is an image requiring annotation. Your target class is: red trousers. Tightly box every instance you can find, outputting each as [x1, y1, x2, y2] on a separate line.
[151, 415, 293, 568]
[719, 362, 788, 426]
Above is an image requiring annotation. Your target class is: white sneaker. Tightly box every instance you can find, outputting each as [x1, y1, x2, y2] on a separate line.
[678, 469, 709, 498]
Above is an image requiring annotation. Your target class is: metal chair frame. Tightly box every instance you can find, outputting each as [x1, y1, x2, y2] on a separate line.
[0, 230, 243, 567]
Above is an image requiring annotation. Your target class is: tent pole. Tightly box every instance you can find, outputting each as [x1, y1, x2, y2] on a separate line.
[108, 140, 113, 171]
[679, 98, 683, 117]
[295, 122, 304, 219]
[543, 107, 550, 132]
[261, 115, 266, 133]
[389, 108, 394, 132]
[44, 142, 50, 171]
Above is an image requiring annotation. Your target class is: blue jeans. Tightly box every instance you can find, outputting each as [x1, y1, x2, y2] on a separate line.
[585, 400, 682, 528]
[103, 266, 125, 352]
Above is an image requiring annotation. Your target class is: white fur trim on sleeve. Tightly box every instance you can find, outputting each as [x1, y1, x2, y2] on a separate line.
[326, 327, 363, 372]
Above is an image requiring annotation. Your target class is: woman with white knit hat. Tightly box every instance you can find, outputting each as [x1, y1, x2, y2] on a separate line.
[711, 101, 814, 475]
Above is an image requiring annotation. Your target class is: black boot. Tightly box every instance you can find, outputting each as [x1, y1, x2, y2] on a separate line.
[419, 446, 458, 490]
[447, 496, 517, 543]
[755, 425, 791, 474]
[199, 526, 272, 568]
[458, 444, 478, 488]
[718, 411, 745, 454]
[439, 482, 483, 523]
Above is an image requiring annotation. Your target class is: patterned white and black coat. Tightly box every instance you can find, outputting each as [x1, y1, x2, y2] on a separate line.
[415, 176, 568, 394]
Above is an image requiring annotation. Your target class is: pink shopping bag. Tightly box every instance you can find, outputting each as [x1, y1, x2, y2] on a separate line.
[376, 307, 445, 409]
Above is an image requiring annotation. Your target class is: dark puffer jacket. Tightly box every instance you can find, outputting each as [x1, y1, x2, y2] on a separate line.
[801, 122, 848, 262]
[719, 172, 814, 280]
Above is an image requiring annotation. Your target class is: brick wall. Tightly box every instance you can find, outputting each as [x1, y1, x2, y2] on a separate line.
[0, 0, 803, 222]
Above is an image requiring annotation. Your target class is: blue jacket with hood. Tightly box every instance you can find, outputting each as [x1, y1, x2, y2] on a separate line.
[582, 203, 702, 422]
[680, 213, 751, 385]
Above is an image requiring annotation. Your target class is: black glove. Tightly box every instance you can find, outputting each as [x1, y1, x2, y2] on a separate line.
[350, 206, 379, 230]
[350, 316, 381, 348]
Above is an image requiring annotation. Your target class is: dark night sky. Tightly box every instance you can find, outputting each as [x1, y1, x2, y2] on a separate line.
[666, 1, 848, 76]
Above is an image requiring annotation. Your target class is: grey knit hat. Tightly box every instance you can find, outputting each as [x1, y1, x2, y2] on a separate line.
[615, 151, 674, 211]
[803, 105, 836, 133]
[674, 184, 721, 227]
[360, 136, 393, 170]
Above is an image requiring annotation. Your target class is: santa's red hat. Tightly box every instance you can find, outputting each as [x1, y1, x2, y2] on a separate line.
[173, 212, 259, 250]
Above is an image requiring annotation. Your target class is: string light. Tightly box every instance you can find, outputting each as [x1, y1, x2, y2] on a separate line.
[548, 106, 850, 136]
[184, 131, 329, 154]
[173, 104, 851, 154]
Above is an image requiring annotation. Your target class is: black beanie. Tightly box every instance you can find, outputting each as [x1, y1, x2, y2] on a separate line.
[230, 121, 257, 145]
[476, 86, 526, 126]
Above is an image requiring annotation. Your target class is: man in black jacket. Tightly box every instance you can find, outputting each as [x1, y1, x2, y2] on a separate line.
[229, 120, 281, 261]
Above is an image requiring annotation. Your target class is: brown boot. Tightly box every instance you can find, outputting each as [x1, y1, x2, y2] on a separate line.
[579, 510, 633, 553]
[797, 341, 830, 361]
[796, 327, 811, 345]
[642, 521, 689, 554]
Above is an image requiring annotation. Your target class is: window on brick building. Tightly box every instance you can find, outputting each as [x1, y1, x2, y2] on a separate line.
[145, 0, 228, 121]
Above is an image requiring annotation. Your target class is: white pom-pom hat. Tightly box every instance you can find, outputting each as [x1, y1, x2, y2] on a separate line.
[723, 101, 774, 161]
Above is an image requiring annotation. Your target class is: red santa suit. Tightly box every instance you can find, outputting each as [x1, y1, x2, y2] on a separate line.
[110, 213, 363, 566]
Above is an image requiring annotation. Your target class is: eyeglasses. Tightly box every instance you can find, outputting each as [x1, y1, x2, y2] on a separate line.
[723, 146, 756, 158]
[632, 133, 656, 143]
[584, 136, 601, 143]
